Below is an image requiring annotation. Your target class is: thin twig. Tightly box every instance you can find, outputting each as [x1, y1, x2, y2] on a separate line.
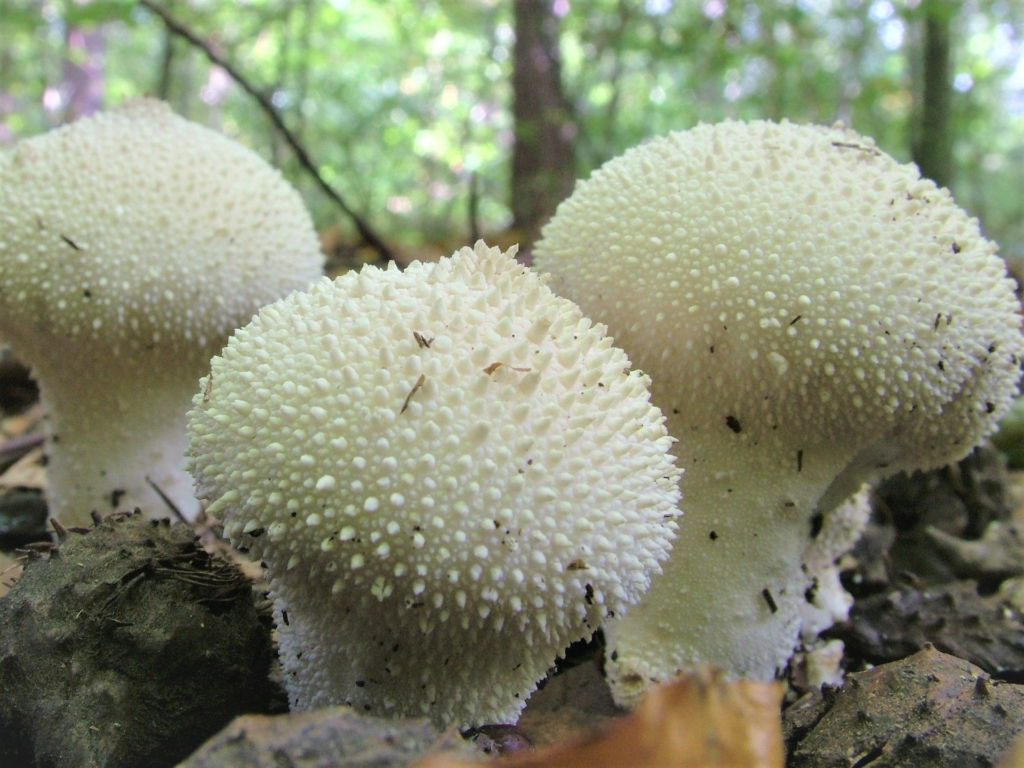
[138, 0, 395, 264]
[145, 475, 188, 524]
[0, 432, 44, 464]
[468, 171, 480, 244]
[50, 516, 69, 541]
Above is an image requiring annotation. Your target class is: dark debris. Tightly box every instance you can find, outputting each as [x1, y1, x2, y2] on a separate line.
[0, 511, 278, 768]
[785, 648, 1024, 768]
[825, 579, 1024, 682]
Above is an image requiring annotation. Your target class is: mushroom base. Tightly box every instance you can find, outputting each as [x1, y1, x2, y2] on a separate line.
[270, 573, 603, 730]
[604, 457, 868, 707]
[27, 349, 203, 526]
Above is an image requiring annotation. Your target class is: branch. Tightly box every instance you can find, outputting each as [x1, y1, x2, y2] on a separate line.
[139, 0, 395, 264]
[0, 432, 44, 465]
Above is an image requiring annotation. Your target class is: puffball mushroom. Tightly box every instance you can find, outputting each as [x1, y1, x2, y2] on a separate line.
[534, 120, 1024, 705]
[0, 99, 323, 525]
[186, 242, 680, 728]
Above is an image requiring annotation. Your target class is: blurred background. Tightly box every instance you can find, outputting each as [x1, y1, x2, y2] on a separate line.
[0, 0, 1021, 272]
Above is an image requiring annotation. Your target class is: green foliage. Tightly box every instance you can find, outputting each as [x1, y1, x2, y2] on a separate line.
[992, 395, 1024, 468]
[560, 0, 914, 170]
[0, 0, 1022, 261]
[64, 0, 135, 26]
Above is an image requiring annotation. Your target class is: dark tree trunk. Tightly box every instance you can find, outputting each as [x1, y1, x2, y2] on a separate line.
[60, 27, 105, 122]
[511, 0, 576, 251]
[156, 28, 176, 100]
[912, 0, 954, 189]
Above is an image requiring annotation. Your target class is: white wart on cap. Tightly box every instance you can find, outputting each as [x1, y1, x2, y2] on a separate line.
[187, 242, 680, 728]
[0, 99, 323, 524]
[534, 120, 1024, 704]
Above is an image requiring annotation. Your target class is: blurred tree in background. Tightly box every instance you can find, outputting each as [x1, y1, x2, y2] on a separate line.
[511, 0, 575, 247]
[0, 0, 1021, 267]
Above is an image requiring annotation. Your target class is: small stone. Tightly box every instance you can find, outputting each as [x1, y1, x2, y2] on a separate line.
[785, 648, 1024, 768]
[178, 706, 481, 767]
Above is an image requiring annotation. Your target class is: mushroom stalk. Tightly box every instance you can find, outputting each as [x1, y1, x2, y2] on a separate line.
[0, 99, 324, 525]
[535, 119, 1024, 705]
[605, 433, 858, 702]
[26, 346, 203, 520]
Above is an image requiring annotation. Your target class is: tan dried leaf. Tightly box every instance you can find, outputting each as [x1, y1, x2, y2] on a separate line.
[0, 445, 46, 491]
[0, 403, 43, 441]
[1001, 733, 1024, 768]
[416, 668, 784, 768]
[0, 551, 24, 599]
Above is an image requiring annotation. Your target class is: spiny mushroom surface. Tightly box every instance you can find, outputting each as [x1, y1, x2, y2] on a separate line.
[186, 242, 680, 728]
[0, 99, 323, 525]
[533, 119, 1024, 705]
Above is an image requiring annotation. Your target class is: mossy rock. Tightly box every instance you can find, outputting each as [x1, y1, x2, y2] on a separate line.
[0, 512, 277, 768]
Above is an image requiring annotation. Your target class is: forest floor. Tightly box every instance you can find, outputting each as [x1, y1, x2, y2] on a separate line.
[2, 348, 1024, 767]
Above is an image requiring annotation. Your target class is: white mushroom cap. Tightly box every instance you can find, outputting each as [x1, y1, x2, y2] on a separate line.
[187, 242, 680, 728]
[534, 119, 1024, 703]
[0, 99, 323, 524]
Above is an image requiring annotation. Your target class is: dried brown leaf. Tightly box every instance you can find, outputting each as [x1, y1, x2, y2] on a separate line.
[1000, 733, 1024, 768]
[0, 551, 24, 599]
[516, 657, 623, 745]
[416, 668, 784, 768]
[0, 403, 43, 441]
[0, 445, 46, 491]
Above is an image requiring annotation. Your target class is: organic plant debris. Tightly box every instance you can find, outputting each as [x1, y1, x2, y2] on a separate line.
[417, 668, 785, 768]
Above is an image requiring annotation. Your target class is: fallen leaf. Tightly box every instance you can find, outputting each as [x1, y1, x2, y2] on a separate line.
[415, 668, 784, 768]
[0, 551, 23, 598]
[1000, 732, 1024, 768]
[827, 579, 1024, 679]
[0, 403, 42, 442]
[516, 656, 623, 746]
[0, 446, 46, 491]
[925, 521, 1024, 581]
